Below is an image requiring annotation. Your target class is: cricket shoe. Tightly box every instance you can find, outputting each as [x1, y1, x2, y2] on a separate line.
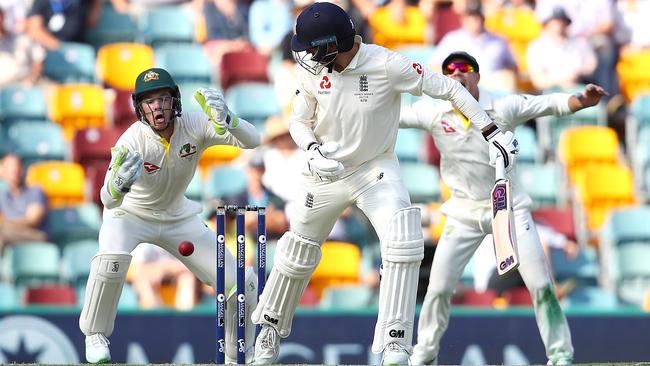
[548, 358, 573, 365]
[381, 342, 411, 365]
[253, 324, 280, 364]
[85, 333, 111, 364]
[410, 352, 437, 365]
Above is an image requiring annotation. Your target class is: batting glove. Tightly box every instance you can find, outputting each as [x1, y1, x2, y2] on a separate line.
[306, 142, 344, 181]
[483, 126, 519, 172]
[194, 87, 238, 135]
[107, 146, 143, 199]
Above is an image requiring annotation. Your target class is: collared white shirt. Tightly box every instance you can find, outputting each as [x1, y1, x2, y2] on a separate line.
[102, 112, 260, 221]
[400, 88, 572, 201]
[289, 36, 494, 172]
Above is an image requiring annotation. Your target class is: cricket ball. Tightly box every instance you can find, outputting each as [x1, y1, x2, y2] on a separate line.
[178, 241, 194, 256]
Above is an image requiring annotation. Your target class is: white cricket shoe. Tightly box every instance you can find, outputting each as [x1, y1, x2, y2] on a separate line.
[381, 342, 411, 365]
[548, 358, 573, 365]
[85, 333, 111, 364]
[410, 352, 437, 365]
[253, 324, 280, 365]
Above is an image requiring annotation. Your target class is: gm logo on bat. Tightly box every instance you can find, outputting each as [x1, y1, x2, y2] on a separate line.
[500, 255, 516, 271]
[492, 184, 507, 213]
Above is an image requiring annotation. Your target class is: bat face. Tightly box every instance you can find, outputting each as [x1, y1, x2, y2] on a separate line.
[491, 179, 519, 275]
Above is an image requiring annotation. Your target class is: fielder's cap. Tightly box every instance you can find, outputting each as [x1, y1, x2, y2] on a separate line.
[545, 6, 571, 25]
[133, 67, 178, 97]
[291, 2, 355, 52]
[442, 51, 480, 73]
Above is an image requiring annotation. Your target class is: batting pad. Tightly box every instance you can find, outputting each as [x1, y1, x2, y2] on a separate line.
[252, 232, 321, 337]
[373, 207, 424, 353]
[225, 267, 257, 363]
[79, 251, 132, 337]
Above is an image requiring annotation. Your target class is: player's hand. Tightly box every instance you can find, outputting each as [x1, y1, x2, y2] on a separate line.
[577, 84, 609, 108]
[108, 146, 143, 199]
[194, 87, 238, 135]
[306, 142, 344, 181]
[484, 128, 519, 172]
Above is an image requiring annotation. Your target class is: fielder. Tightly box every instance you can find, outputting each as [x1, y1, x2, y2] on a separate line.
[79, 67, 261, 363]
[400, 51, 607, 365]
[250, 3, 519, 365]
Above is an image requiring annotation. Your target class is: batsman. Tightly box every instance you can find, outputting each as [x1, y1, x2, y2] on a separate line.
[251, 3, 519, 365]
[78, 67, 261, 363]
[400, 51, 608, 365]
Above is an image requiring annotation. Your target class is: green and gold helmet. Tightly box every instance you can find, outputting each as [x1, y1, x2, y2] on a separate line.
[131, 67, 182, 121]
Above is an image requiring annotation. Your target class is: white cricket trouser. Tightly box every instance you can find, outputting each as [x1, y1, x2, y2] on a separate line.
[413, 202, 573, 363]
[98, 209, 236, 290]
[290, 153, 411, 243]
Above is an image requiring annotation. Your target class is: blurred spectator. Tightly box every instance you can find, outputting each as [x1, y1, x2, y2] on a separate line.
[417, 0, 466, 45]
[368, 0, 428, 49]
[26, 0, 101, 50]
[617, 0, 650, 54]
[0, 7, 45, 86]
[202, 0, 252, 67]
[430, 3, 518, 90]
[128, 243, 201, 310]
[0, 154, 48, 253]
[248, 0, 292, 55]
[0, 0, 28, 33]
[526, 7, 597, 90]
[111, 0, 192, 16]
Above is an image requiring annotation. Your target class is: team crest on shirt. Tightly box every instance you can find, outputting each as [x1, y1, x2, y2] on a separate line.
[318, 76, 331, 95]
[441, 121, 456, 134]
[143, 162, 161, 173]
[354, 74, 373, 103]
[179, 143, 197, 158]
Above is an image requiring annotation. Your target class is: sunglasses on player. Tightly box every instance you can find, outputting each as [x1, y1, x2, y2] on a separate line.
[443, 62, 476, 75]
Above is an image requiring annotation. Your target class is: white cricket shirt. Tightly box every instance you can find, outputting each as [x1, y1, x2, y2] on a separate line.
[289, 36, 494, 172]
[101, 112, 260, 221]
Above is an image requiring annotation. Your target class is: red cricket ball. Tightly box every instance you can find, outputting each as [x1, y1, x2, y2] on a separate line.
[178, 241, 194, 256]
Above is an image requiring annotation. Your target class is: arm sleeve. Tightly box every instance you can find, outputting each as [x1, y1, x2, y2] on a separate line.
[399, 99, 442, 133]
[496, 93, 573, 129]
[385, 51, 494, 129]
[288, 77, 318, 150]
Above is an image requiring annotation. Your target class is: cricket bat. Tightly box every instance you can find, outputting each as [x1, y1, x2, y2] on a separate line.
[491, 156, 519, 276]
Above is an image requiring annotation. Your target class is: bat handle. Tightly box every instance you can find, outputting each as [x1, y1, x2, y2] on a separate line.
[495, 155, 506, 182]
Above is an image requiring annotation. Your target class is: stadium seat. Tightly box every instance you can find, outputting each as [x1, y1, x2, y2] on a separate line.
[84, 4, 137, 49]
[84, 160, 110, 207]
[484, 6, 541, 73]
[141, 6, 195, 46]
[225, 82, 281, 127]
[549, 246, 599, 286]
[395, 45, 436, 66]
[25, 285, 76, 305]
[558, 126, 620, 182]
[400, 162, 441, 203]
[44, 42, 96, 83]
[7, 241, 61, 286]
[573, 164, 636, 231]
[72, 127, 122, 166]
[601, 206, 650, 246]
[26, 161, 86, 207]
[319, 284, 374, 310]
[615, 243, 650, 306]
[178, 82, 219, 113]
[155, 43, 212, 84]
[452, 288, 498, 307]
[0, 85, 47, 123]
[503, 286, 532, 306]
[395, 128, 425, 162]
[563, 286, 619, 309]
[47, 203, 102, 246]
[113, 89, 138, 128]
[0, 283, 19, 308]
[204, 165, 247, 202]
[185, 172, 203, 202]
[515, 126, 538, 164]
[532, 207, 576, 241]
[516, 163, 560, 207]
[96, 43, 155, 91]
[62, 240, 99, 287]
[311, 241, 361, 298]
[49, 84, 107, 140]
[3, 121, 66, 166]
[220, 50, 270, 91]
[617, 49, 650, 102]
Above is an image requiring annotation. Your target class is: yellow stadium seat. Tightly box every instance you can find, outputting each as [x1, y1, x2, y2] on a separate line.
[26, 161, 86, 208]
[558, 126, 620, 183]
[310, 241, 361, 298]
[49, 84, 107, 140]
[485, 7, 541, 73]
[617, 49, 650, 102]
[574, 164, 636, 231]
[198, 145, 241, 179]
[96, 43, 155, 91]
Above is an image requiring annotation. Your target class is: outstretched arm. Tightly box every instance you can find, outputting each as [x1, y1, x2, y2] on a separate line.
[568, 84, 608, 113]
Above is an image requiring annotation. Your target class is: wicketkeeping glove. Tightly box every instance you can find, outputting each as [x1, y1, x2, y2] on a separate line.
[306, 142, 344, 181]
[483, 126, 519, 172]
[194, 87, 238, 135]
[108, 146, 143, 199]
